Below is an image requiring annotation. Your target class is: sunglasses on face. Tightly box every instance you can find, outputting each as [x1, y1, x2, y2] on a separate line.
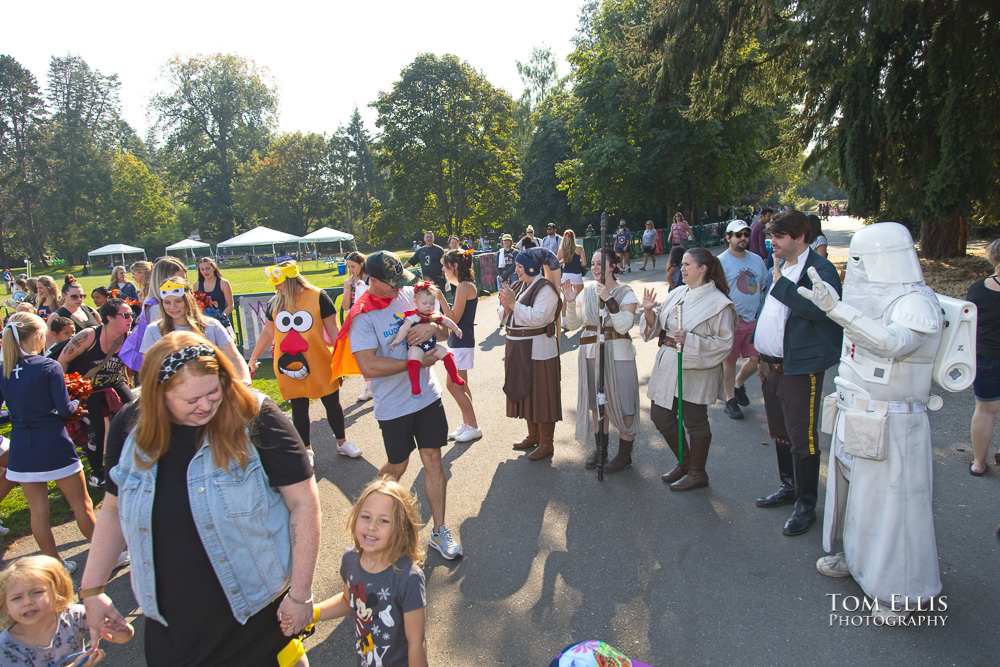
[730, 231, 750, 239]
[112, 312, 133, 320]
[67, 294, 84, 299]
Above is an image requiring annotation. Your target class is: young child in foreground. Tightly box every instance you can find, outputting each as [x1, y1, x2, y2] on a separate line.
[0, 555, 133, 666]
[301, 478, 428, 667]
[389, 281, 465, 395]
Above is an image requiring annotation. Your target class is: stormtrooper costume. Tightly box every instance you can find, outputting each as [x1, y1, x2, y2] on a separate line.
[797, 222, 971, 614]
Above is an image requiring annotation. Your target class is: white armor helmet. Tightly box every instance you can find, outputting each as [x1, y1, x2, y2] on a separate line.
[847, 222, 923, 283]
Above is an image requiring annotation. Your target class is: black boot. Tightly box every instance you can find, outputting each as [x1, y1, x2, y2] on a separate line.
[584, 432, 607, 469]
[756, 443, 796, 507]
[605, 436, 633, 473]
[783, 453, 820, 536]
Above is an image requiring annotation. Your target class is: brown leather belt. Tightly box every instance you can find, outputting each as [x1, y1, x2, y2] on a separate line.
[760, 354, 784, 374]
[506, 324, 554, 338]
[658, 330, 677, 348]
[580, 325, 632, 346]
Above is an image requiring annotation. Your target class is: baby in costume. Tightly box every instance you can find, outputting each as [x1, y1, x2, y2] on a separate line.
[390, 282, 466, 395]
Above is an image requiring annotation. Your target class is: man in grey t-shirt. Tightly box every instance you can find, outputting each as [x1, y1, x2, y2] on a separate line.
[349, 251, 463, 560]
[719, 219, 769, 419]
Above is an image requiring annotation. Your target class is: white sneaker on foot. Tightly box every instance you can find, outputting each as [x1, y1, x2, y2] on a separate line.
[448, 424, 469, 440]
[306, 449, 315, 468]
[454, 426, 483, 443]
[816, 552, 850, 578]
[429, 526, 462, 560]
[356, 388, 373, 402]
[63, 559, 78, 574]
[114, 549, 130, 570]
[337, 441, 363, 458]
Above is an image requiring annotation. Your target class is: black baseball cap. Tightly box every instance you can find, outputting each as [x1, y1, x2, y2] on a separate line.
[365, 251, 414, 289]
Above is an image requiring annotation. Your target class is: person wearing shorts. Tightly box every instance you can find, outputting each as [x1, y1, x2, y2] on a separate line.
[640, 221, 658, 271]
[718, 220, 769, 419]
[349, 251, 463, 560]
[967, 238, 1000, 475]
[436, 250, 482, 443]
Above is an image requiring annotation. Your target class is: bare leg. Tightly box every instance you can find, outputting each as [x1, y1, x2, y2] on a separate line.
[735, 356, 759, 387]
[22, 482, 59, 559]
[446, 370, 478, 428]
[723, 360, 737, 401]
[380, 459, 409, 481]
[418, 448, 446, 529]
[971, 399, 1000, 474]
[54, 470, 96, 541]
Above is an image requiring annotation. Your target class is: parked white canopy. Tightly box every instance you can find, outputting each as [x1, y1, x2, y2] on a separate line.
[217, 226, 301, 259]
[165, 238, 212, 264]
[88, 243, 147, 267]
[297, 227, 355, 257]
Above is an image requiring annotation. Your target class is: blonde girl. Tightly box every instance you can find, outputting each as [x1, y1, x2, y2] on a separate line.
[119, 257, 185, 373]
[129, 261, 152, 302]
[34, 276, 59, 320]
[139, 277, 250, 384]
[107, 266, 138, 302]
[305, 478, 427, 666]
[248, 261, 360, 462]
[557, 229, 587, 329]
[0, 555, 133, 666]
[0, 314, 96, 572]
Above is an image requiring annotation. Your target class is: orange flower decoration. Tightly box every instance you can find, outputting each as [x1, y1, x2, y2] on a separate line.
[63, 373, 92, 423]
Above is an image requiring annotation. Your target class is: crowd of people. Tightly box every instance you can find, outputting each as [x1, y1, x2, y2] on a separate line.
[0, 214, 996, 665]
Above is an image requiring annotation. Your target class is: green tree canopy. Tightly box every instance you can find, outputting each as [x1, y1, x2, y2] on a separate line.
[151, 53, 278, 242]
[373, 53, 520, 244]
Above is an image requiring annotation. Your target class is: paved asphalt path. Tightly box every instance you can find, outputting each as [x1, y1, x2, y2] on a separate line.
[4, 217, 998, 665]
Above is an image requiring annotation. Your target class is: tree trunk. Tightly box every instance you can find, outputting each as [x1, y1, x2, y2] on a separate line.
[919, 216, 966, 259]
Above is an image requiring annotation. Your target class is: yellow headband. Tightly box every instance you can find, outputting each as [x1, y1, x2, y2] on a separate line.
[159, 280, 186, 299]
[265, 264, 299, 286]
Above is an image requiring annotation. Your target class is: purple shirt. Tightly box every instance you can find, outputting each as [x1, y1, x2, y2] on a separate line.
[748, 219, 767, 261]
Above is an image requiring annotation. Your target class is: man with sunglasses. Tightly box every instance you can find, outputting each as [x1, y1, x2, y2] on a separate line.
[719, 220, 769, 419]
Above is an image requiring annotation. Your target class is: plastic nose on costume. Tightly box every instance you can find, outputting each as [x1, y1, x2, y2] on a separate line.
[280, 329, 309, 355]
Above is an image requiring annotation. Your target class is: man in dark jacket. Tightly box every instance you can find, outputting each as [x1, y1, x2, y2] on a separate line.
[752, 210, 842, 537]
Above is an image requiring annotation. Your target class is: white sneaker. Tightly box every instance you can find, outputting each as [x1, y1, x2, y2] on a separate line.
[337, 441, 363, 458]
[356, 388, 373, 402]
[114, 549, 130, 570]
[429, 526, 463, 560]
[816, 552, 850, 578]
[454, 426, 483, 443]
[448, 424, 469, 440]
[63, 559, 78, 574]
[306, 449, 315, 468]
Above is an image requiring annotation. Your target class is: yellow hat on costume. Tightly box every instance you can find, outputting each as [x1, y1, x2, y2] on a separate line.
[266, 264, 299, 287]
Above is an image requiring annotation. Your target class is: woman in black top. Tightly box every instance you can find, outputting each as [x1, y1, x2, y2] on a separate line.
[79, 332, 320, 667]
[58, 299, 135, 486]
[968, 238, 1000, 475]
[437, 250, 482, 443]
[47, 275, 100, 347]
[196, 257, 235, 332]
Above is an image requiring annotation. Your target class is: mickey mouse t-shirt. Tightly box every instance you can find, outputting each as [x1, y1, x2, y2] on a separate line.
[340, 549, 426, 667]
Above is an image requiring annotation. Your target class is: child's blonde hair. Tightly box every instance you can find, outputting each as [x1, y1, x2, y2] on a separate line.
[0, 555, 75, 629]
[347, 477, 425, 568]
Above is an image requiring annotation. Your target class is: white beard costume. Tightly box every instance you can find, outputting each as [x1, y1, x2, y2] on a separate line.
[801, 222, 971, 610]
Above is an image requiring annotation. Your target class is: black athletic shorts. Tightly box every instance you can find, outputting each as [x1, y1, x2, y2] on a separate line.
[377, 398, 448, 464]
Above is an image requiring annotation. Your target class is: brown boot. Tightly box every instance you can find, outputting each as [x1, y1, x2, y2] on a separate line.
[584, 432, 606, 469]
[670, 434, 710, 491]
[527, 422, 555, 460]
[513, 420, 539, 450]
[604, 436, 633, 472]
[660, 432, 689, 483]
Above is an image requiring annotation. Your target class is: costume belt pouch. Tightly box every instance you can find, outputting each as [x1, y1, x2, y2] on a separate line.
[841, 401, 889, 461]
[503, 337, 532, 402]
[272, 287, 338, 399]
[820, 392, 838, 434]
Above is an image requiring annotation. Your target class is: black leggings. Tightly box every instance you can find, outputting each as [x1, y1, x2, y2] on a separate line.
[87, 382, 135, 479]
[289, 391, 345, 448]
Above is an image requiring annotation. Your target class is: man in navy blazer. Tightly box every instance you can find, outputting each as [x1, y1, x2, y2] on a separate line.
[751, 210, 843, 537]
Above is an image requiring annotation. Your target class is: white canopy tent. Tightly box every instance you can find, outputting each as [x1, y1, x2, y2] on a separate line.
[165, 238, 212, 265]
[88, 243, 147, 268]
[216, 226, 301, 260]
[297, 227, 356, 257]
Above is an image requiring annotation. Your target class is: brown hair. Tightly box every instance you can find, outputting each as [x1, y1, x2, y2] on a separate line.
[0, 555, 74, 629]
[61, 274, 82, 295]
[197, 257, 223, 280]
[157, 277, 209, 335]
[49, 316, 75, 335]
[35, 276, 58, 308]
[136, 331, 257, 470]
[345, 252, 367, 279]
[592, 248, 621, 277]
[442, 249, 474, 283]
[2, 313, 45, 378]
[346, 477, 424, 569]
[767, 210, 810, 240]
[684, 248, 730, 295]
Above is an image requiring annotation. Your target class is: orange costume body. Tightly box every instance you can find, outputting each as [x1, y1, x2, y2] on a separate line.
[272, 286, 340, 399]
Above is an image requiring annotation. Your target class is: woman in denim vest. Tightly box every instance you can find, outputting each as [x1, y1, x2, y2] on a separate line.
[78, 331, 321, 666]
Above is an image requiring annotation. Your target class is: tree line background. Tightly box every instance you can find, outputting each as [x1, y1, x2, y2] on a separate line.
[2, 0, 996, 267]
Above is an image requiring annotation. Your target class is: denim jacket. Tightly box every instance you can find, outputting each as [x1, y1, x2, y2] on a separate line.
[110, 394, 292, 625]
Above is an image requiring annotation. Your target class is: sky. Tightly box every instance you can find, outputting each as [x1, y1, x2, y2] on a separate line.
[6, 0, 586, 139]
